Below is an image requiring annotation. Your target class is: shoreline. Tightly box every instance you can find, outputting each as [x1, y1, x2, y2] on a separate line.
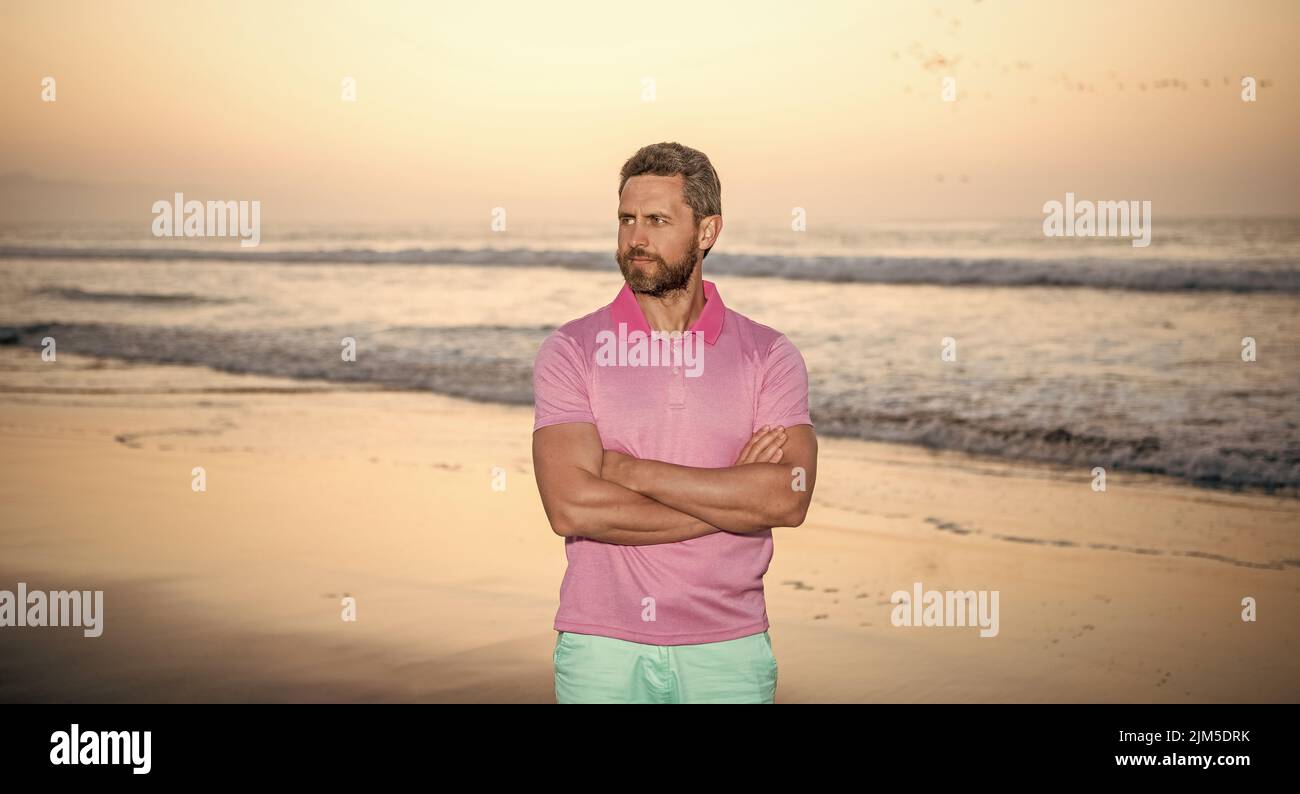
[2, 336, 1295, 501]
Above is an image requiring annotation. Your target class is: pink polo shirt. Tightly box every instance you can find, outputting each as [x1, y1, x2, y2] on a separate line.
[532, 278, 813, 645]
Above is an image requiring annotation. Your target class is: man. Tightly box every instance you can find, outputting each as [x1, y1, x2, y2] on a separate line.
[531, 141, 818, 704]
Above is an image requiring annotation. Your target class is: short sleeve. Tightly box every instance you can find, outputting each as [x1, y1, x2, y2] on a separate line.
[532, 330, 596, 431]
[755, 334, 813, 431]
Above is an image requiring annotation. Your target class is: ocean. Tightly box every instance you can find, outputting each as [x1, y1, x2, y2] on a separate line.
[2, 218, 1297, 494]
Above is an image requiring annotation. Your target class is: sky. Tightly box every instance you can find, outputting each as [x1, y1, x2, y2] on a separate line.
[1, 0, 1297, 225]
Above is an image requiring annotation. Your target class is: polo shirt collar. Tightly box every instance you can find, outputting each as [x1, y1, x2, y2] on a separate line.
[610, 279, 725, 345]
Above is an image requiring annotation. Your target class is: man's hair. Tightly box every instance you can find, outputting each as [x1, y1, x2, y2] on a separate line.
[618, 142, 721, 259]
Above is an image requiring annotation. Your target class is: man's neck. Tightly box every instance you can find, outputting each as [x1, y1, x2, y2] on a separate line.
[633, 271, 706, 334]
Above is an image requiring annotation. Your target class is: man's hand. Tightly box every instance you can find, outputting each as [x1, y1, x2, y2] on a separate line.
[733, 425, 788, 465]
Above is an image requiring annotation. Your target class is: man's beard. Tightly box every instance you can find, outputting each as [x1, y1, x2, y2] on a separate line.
[616, 234, 700, 298]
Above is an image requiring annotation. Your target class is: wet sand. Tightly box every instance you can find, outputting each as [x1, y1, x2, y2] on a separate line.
[1, 348, 1298, 702]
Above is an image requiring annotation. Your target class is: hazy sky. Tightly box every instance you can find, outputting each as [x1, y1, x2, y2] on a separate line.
[2, 0, 1297, 224]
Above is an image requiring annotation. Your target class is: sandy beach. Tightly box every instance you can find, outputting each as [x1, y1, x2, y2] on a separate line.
[2, 345, 1296, 703]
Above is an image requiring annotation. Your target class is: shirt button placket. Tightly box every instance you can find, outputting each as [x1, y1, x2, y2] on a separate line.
[668, 337, 685, 407]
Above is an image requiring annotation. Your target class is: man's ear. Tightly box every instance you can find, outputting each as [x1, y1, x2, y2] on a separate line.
[700, 215, 723, 251]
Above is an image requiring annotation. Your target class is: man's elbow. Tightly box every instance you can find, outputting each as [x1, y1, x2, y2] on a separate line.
[737, 501, 807, 533]
[778, 494, 812, 528]
[544, 503, 581, 538]
[550, 502, 607, 539]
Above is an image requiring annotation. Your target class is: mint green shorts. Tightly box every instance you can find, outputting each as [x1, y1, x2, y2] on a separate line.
[553, 630, 778, 704]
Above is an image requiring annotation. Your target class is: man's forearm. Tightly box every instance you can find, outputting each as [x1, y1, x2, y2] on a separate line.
[591, 522, 719, 546]
[605, 457, 800, 534]
[561, 470, 720, 545]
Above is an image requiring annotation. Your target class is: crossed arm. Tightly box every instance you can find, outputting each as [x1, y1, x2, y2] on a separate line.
[532, 422, 817, 545]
